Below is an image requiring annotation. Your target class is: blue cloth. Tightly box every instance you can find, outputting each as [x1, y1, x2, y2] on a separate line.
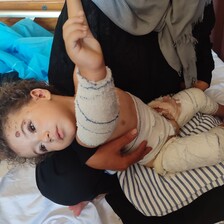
[0, 19, 53, 81]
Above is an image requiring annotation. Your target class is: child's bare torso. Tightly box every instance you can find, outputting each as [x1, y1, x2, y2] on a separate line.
[75, 72, 176, 165]
[104, 88, 176, 165]
[107, 88, 138, 141]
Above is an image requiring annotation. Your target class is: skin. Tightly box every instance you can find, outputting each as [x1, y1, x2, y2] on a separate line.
[63, 6, 224, 217]
[50, 0, 219, 218]
[4, 1, 152, 217]
[69, 201, 89, 216]
[62, 2, 151, 216]
[4, 86, 151, 217]
[4, 87, 150, 160]
[4, 89, 76, 157]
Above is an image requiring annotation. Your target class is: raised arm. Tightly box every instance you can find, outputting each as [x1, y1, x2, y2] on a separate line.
[64, 0, 106, 82]
[64, 0, 152, 164]
[64, 0, 119, 147]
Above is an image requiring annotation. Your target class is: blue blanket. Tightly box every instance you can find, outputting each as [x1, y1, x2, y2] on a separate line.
[0, 19, 53, 81]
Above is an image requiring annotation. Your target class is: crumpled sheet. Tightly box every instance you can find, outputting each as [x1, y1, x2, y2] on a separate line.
[0, 163, 122, 224]
[0, 18, 53, 81]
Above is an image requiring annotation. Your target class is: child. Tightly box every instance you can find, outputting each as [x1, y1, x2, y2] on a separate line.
[1, 1, 224, 175]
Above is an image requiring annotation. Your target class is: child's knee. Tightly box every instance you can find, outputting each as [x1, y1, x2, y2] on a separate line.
[173, 88, 205, 107]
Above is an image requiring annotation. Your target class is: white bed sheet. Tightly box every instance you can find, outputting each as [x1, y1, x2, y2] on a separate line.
[0, 163, 122, 224]
[205, 51, 224, 105]
[0, 50, 224, 224]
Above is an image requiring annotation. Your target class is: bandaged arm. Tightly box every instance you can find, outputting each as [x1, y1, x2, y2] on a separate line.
[75, 67, 119, 147]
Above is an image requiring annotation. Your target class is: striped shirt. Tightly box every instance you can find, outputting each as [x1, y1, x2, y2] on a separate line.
[117, 113, 224, 216]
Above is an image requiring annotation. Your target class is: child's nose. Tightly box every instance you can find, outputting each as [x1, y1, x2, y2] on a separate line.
[41, 131, 52, 143]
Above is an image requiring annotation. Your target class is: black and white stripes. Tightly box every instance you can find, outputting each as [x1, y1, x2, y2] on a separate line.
[118, 113, 224, 216]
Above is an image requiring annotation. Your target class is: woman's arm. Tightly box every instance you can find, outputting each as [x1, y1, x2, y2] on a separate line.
[193, 3, 215, 90]
[86, 129, 151, 170]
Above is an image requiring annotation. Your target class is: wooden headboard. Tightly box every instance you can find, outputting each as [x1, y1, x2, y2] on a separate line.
[0, 0, 64, 31]
[211, 0, 224, 61]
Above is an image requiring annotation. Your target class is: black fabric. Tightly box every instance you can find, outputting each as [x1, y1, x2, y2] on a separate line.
[35, 1, 224, 223]
[36, 142, 114, 205]
[106, 184, 224, 224]
[193, 2, 216, 84]
[47, 0, 183, 164]
[48, 1, 182, 104]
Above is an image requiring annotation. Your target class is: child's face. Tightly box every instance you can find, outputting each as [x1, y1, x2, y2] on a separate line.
[4, 89, 76, 158]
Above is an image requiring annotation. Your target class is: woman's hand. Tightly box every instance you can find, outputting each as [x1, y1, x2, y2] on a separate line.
[193, 80, 209, 91]
[86, 129, 152, 171]
[181, 80, 209, 91]
[148, 95, 181, 121]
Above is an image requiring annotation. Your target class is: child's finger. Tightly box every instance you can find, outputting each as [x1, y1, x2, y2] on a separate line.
[63, 18, 87, 38]
[67, 0, 85, 18]
[63, 16, 86, 28]
[65, 30, 87, 50]
[63, 23, 88, 41]
[63, 24, 87, 36]
[125, 141, 152, 164]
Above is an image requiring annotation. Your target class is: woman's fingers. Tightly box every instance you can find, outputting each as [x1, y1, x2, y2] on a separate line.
[86, 129, 152, 171]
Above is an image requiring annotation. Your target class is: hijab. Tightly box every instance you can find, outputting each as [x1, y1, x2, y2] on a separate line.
[92, 0, 212, 88]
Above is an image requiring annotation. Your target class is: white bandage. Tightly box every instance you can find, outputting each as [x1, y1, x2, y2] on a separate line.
[75, 67, 119, 147]
[153, 126, 224, 175]
[149, 88, 219, 128]
[173, 88, 219, 127]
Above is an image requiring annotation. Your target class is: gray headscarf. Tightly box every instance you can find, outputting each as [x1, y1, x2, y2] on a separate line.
[92, 0, 212, 88]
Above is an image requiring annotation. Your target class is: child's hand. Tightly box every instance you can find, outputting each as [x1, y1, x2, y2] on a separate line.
[63, 11, 106, 81]
[148, 96, 181, 121]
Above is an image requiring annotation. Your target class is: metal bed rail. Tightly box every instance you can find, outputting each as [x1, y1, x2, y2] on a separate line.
[0, 10, 60, 18]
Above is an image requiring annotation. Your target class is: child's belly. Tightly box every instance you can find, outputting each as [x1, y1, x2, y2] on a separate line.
[124, 94, 176, 165]
[107, 89, 138, 141]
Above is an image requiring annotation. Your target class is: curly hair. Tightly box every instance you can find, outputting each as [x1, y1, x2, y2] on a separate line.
[0, 79, 60, 164]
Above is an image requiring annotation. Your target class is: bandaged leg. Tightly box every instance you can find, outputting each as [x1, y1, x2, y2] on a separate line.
[153, 126, 224, 175]
[148, 88, 219, 127]
[173, 88, 219, 126]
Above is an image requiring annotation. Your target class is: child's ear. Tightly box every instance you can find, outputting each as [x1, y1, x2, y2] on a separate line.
[30, 89, 51, 100]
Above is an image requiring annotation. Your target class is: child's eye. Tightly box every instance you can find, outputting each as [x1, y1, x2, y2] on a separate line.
[40, 144, 48, 153]
[28, 121, 36, 133]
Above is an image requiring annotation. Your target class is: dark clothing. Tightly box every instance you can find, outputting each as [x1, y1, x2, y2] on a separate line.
[48, 1, 183, 102]
[36, 1, 224, 223]
[36, 142, 114, 205]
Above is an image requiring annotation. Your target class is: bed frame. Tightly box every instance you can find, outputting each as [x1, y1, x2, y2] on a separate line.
[0, 0, 64, 31]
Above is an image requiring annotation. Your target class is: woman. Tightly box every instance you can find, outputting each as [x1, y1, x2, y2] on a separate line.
[36, 1, 224, 223]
